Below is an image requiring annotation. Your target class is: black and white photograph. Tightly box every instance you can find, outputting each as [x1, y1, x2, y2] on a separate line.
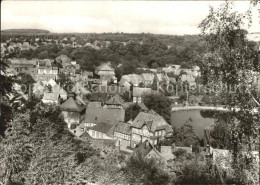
[0, 0, 260, 184]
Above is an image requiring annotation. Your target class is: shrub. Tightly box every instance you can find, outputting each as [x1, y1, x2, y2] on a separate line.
[173, 148, 187, 157]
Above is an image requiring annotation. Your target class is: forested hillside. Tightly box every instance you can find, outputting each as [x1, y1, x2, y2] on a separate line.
[1, 29, 50, 34]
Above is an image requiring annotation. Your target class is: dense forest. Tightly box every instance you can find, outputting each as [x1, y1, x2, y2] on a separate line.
[2, 32, 207, 77]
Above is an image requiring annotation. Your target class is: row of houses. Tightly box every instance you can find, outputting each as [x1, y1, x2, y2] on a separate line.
[1, 41, 37, 54]
[138, 64, 201, 77]
[7, 55, 83, 81]
[118, 71, 196, 89]
[56, 85, 172, 150]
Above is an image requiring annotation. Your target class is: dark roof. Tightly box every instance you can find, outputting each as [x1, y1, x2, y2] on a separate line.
[60, 97, 86, 112]
[113, 122, 131, 135]
[70, 124, 77, 129]
[106, 94, 125, 105]
[38, 59, 52, 68]
[85, 107, 125, 124]
[155, 125, 173, 132]
[89, 92, 107, 102]
[122, 102, 149, 111]
[133, 140, 162, 159]
[148, 109, 158, 115]
[79, 131, 91, 138]
[131, 111, 172, 133]
[90, 122, 114, 136]
[137, 103, 149, 111]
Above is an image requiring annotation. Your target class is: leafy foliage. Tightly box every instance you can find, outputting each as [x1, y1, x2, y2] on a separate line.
[0, 103, 97, 184]
[175, 158, 224, 185]
[0, 58, 15, 137]
[199, 0, 260, 140]
[125, 104, 142, 122]
[143, 93, 172, 123]
[198, 1, 259, 182]
[172, 123, 200, 147]
[123, 152, 171, 185]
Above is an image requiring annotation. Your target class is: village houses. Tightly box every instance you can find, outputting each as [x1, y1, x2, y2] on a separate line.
[132, 87, 153, 103]
[130, 110, 173, 147]
[94, 62, 116, 85]
[60, 96, 87, 130]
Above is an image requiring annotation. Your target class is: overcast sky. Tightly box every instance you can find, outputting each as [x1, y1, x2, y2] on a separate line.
[1, 1, 259, 35]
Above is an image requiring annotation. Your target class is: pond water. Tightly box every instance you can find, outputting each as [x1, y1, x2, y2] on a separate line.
[171, 110, 215, 139]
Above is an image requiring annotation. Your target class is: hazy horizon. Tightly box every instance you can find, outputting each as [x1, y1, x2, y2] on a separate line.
[1, 1, 260, 35]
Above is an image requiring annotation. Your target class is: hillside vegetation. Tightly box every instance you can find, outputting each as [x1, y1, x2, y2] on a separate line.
[1, 29, 50, 34]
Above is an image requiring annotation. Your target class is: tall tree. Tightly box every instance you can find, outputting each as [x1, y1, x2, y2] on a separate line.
[199, 1, 260, 181]
[143, 93, 172, 123]
[0, 57, 15, 137]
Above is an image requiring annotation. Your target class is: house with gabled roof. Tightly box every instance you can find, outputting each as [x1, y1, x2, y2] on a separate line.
[94, 62, 116, 85]
[59, 88, 68, 101]
[79, 131, 92, 141]
[122, 102, 149, 112]
[84, 106, 125, 129]
[112, 122, 132, 148]
[87, 122, 114, 140]
[42, 92, 60, 105]
[36, 59, 58, 81]
[89, 92, 107, 105]
[62, 63, 76, 76]
[60, 97, 87, 129]
[105, 94, 125, 108]
[133, 140, 176, 162]
[133, 140, 163, 160]
[118, 78, 131, 92]
[8, 58, 37, 74]
[130, 110, 173, 147]
[56, 54, 71, 66]
[120, 74, 143, 87]
[95, 62, 114, 75]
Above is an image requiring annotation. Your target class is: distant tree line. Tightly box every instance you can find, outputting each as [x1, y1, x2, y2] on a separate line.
[2, 33, 207, 75]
